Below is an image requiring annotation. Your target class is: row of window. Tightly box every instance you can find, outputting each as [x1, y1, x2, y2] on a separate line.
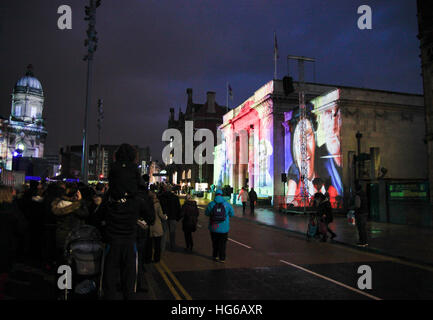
[15, 105, 40, 118]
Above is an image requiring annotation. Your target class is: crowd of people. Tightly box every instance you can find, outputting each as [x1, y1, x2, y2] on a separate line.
[0, 143, 239, 300]
[0, 143, 367, 300]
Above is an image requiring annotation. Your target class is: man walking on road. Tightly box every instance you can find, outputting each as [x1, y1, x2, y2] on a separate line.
[205, 189, 235, 263]
[237, 187, 249, 215]
[248, 188, 258, 215]
[354, 183, 368, 247]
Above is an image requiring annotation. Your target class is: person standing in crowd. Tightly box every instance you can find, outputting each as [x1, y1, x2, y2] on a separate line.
[0, 186, 27, 299]
[158, 184, 182, 252]
[237, 187, 249, 215]
[51, 185, 89, 263]
[96, 143, 154, 300]
[181, 194, 199, 252]
[145, 191, 166, 263]
[135, 178, 155, 292]
[354, 183, 368, 247]
[19, 180, 45, 264]
[95, 183, 106, 197]
[248, 188, 258, 215]
[205, 189, 234, 263]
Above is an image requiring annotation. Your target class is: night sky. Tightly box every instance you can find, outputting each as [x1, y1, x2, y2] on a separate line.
[0, 0, 423, 162]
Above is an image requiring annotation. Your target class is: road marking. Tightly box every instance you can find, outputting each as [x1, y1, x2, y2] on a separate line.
[155, 262, 182, 300]
[160, 260, 193, 300]
[279, 259, 382, 300]
[228, 238, 252, 249]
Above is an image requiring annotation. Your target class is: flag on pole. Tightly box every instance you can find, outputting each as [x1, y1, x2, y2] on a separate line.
[228, 83, 233, 100]
[274, 31, 279, 59]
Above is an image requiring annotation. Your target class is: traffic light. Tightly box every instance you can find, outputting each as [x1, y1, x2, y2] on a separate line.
[99, 174, 104, 179]
[283, 76, 295, 95]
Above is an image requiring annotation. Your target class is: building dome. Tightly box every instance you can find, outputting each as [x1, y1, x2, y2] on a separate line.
[13, 64, 43, 95]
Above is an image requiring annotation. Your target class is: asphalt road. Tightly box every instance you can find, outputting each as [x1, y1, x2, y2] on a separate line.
[5, 203, 433, 300]
[152, 204, 433, 300]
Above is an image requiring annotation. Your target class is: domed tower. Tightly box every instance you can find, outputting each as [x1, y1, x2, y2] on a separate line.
[11, 64, 44, 122]
[3, 65, 48, 170]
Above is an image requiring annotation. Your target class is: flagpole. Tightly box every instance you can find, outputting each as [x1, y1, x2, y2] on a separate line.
[274, 31, 277, 80]
[226, 81, 229, 112]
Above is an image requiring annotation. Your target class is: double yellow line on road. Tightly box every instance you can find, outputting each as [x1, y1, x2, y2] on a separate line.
[155, 260, 192, 300]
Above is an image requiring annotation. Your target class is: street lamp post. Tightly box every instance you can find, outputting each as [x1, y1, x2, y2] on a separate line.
[97, 98, 104, 179]
[81, 0, 101, 183]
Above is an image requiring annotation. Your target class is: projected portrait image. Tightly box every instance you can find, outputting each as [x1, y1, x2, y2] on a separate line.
[285, 104, 343, 208]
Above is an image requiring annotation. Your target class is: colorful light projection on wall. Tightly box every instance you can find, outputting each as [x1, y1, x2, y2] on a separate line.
[214, 98, 274, 198]
[284, 89, 343, 208]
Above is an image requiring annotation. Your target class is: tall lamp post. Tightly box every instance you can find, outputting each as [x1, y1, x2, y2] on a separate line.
[81, 0, 101, 183]
[97, 98, 104, 179]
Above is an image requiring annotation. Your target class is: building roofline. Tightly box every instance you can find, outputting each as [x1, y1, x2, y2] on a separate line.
[292, 80, 423, 98]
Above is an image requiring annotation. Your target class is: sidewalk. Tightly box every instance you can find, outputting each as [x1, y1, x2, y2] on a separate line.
[193, 197, 433, 266]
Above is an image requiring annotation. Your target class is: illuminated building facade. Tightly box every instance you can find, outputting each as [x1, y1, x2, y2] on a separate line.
[215, 79, 426, 208]
[167, 88, 227, 189]
[0, 65, 47, 170]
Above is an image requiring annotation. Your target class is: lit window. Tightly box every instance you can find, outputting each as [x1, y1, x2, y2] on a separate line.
[15, 105, 22, 116]
[31, 107, 37, 118]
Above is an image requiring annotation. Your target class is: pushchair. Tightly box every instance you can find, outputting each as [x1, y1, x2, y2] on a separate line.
[63, 225, 105, 300]
[306, 213, 319, 241]
[306, 212, 327, 241]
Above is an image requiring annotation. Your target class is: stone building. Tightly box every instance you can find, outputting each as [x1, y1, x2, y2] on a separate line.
[166, 88, 226, 189]
[417, 0, 433, 203]
[0, 65, 47, 171]
[60, 144, 151, 181]
[215, 79, 426, 211]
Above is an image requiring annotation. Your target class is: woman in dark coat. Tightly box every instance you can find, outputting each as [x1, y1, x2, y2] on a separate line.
[51, 184, 89, 262]
[0, 186, 27, 298]
[181, 195, 199, 252]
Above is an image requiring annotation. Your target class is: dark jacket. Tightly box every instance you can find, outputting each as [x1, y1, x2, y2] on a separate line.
[317, 198, 333, 223]
[248, 190, 258, 203]
[0, 202, 27, 273]
[52, 198, 89, 249]
[181, 200, 199, 232]
[96, 196, 155, 244]
[158, 191, 182, 221]
[136, 189, 156, 240]
[108, 161, 141, 200]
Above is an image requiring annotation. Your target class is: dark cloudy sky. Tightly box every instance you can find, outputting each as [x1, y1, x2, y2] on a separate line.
[0, 0, 423, 161]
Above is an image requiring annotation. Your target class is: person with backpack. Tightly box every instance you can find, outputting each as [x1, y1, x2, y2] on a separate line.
[181, 194, 199, 252]
[205, 189, 234, 263]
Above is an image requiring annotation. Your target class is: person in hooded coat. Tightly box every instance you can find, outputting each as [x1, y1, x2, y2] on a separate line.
[205, 189, 234, 263]
[180, 194, 199, 252]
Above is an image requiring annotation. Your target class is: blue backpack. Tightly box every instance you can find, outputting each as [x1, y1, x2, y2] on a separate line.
[211, 202, 226, 223]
